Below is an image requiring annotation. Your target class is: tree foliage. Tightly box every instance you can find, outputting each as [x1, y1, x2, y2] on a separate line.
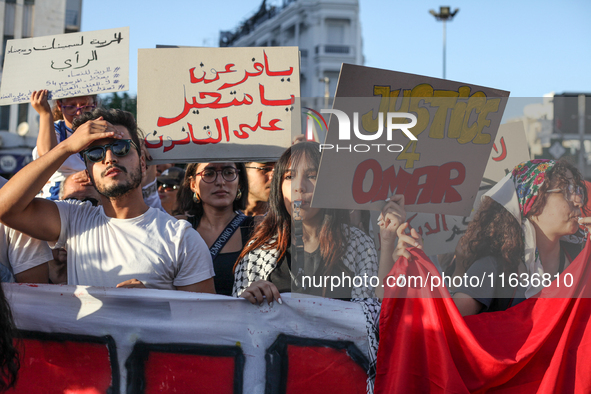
[100, 92, 137, 118]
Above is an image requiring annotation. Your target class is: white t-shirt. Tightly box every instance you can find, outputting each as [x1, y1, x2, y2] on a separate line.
[54, 200, 214, 289]
[0, 223, 53, 278]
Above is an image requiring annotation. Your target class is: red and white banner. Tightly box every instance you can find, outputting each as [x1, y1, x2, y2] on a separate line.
[4, 285, 371, 393]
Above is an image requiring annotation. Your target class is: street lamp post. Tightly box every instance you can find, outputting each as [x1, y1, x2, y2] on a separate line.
[429, 6, 459, 79]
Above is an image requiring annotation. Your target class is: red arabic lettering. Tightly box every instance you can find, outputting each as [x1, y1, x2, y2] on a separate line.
[264, 50, 293, 76]
[144, 135, 163, 149]
[219, 62, 264, 90]
[235, 111, 283, 139]
[259, 84, 294, 106]
[189, 63, 236, 84]
[157, 93, 254, 127]
[163, 132, 191, 153]
[492, 137, 507, 162]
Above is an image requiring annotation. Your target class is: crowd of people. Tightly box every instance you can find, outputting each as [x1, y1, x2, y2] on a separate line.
[0, 90, 589, 391]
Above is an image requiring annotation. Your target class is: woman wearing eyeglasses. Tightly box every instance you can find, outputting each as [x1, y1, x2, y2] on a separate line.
[385, 159, 588, 316]
[30, 90, 97, 200]
[175, 162, 254, 296]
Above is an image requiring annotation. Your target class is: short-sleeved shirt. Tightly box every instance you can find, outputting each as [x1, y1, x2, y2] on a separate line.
[54, 200, 214, 289]
[0, 223, 53, 279]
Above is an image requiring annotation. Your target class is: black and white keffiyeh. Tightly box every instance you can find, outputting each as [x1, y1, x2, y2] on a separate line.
[233, 225, 381, 393]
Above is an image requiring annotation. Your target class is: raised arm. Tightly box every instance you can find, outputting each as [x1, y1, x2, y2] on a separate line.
[376, 195, 406, 299]
[0, 117, 121, 242]
[31, 90, 56, 157]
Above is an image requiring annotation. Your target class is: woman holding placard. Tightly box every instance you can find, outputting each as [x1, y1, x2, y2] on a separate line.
[379, 159, 589, 316]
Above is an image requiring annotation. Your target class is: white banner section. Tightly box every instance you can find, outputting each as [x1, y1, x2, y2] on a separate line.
[4, 283, 370, 394]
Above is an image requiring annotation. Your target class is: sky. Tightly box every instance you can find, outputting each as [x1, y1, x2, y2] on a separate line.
[81, 0, 591, 98]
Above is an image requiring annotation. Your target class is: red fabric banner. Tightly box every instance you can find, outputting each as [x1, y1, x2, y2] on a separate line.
[375, 240, 591, 393]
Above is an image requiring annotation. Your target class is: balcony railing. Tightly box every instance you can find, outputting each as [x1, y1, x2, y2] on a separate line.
[314, 45, 353, 56]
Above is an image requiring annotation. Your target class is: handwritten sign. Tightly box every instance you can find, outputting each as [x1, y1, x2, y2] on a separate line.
[138, 47, 299, 163]
[0, 27, 129, 104]
[312, 64, 510, 217]
[403, 121, 530, 256]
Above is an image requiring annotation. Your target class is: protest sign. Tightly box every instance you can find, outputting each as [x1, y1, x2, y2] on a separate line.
[312, 64, 510, 217]
[5, 283, 370, 393]
[371, 121, 530, 257]
[0, 27, 129, 104]
[138, 47, 299, 163]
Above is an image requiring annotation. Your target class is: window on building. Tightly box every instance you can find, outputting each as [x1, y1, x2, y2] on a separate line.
[18, 103, 28, 126]
[326, 19, 349, 45]
[23, 0, 35, 38]
[4, 1, 16, 36]
[65, 0, 82, 32]
[0, 106, 10, 131]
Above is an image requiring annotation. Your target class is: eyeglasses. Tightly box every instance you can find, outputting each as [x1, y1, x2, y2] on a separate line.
[245, 165, 274, 174]
[81, 139, 139, 163]
[196, 167, 239, 183]
[547, 184, 584, 201]
[65, 197, 99, 206]
[61, 104, 96, 116]
[158, 183, 179, 192]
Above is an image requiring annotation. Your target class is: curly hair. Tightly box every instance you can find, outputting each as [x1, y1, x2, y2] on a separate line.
[236, 142, 350, 277]
[460, 159, 587, 274]
[0, 284, 19, 390]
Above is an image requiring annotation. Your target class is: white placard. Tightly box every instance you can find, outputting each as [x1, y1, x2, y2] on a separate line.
[0, 27, 129, 104]
[138, 47, 299, 163]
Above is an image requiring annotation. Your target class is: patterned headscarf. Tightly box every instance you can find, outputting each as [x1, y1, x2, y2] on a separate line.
[511, 159, 556, 218]
[484, 159, 557, 298]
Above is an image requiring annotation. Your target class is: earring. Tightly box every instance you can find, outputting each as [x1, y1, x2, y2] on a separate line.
[235, 189, 242, 201]
[193, 193, 201, 203]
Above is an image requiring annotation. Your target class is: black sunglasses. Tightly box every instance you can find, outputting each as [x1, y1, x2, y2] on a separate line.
[81, 139, 139, 163]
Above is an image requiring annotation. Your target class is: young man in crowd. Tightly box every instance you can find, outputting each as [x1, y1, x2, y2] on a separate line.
[243, 162, 275, 216]
[0, 108, 215, 292]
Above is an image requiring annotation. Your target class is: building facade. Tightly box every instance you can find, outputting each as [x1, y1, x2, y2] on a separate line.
[220, 0, 363, 114]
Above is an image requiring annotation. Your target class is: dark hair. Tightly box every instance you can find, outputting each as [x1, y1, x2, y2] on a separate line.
[53, 95, 98, 121]
[236, 142, 349, 276]
[460, 159, 587, 274]
[0, 285, 19, 390]
[72, 108, 143, 156]
[175, 162, 249, 223]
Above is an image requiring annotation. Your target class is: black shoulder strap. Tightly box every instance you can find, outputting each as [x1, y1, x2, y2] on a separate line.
[209, 213, 247, 261]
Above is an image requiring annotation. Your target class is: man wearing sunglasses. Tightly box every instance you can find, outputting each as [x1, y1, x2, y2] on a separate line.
[0, 108, 215, 293]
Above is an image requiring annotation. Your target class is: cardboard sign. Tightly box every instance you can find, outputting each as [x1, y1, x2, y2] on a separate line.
[482, 121, 530, 184]
[138, 47, 300, 163]
[0, 27, 129, 104]
[312, 64, 509, 217]
[401, 121, 531, 256]
[4, 283, 370, 393]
